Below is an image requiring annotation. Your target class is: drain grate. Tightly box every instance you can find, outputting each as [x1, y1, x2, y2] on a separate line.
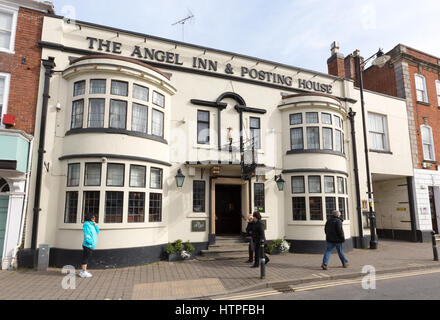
[272, 285, 294, 294]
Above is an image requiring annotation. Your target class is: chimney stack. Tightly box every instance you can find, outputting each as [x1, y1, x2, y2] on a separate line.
[327, 41, 346, 78]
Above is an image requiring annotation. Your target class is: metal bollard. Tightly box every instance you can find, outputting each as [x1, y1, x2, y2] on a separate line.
[432, 232, 439, 262]
[260, 240, 266, 280]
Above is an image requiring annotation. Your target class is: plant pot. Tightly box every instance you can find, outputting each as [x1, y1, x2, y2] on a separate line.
[168, 253, 183, 262]
[271, 247, 281, 255]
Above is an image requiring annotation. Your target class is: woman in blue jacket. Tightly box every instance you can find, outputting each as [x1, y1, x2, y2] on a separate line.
[80, 214, 100, 278]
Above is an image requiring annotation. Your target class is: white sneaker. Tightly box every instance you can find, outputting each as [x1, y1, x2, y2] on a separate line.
[79, 271, 93, 278]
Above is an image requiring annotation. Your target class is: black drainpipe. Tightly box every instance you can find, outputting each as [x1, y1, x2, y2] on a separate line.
[31, 57, 56, 251]
[348, 108, 364, 248]
[407, 176, 418, 242]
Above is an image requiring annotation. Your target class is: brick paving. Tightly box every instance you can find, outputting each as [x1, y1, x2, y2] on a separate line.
[0, 240, 438, 300]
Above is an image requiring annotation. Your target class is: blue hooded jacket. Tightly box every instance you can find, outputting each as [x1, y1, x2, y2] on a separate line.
[83, 221, 100, 250]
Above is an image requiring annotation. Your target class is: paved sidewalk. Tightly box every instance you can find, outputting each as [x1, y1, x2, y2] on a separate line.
[0, 240, 438, 300]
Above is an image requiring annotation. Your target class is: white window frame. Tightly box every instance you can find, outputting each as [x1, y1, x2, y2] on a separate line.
[368, 112, 389, 152]
[0, 4, 18, 54]
[435, 80, 440, 107]
[415, 74, 428, 103]
[0, 72, 11, 128]
[421, 125, 436, 161]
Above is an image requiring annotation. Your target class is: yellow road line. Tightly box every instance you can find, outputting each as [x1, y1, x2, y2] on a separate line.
[215, 268, 440, 300]
[212, 290, 279, 300]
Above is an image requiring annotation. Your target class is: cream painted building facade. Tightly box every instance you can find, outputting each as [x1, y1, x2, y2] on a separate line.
[18, 14, 414, 268]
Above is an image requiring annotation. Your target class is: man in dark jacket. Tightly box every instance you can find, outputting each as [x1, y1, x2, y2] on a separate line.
[251, 211, 270, 268]
[245, 214, 255, 263]
[321, 210, 349, 270]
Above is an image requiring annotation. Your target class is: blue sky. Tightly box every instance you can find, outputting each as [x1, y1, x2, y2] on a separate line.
[51, 0, 440, 73]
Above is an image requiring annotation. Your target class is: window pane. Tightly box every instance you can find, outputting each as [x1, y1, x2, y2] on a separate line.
[291, 176, 305, 194]
[306, 112, 318, 124]
[85, 164, 101, 186]
[88, 99, 105, 128]
[290, 128, 303, 150]
[310, 197, 323, 220]
[130, 165, 146, 188]
[325, 197, 336, 220]
[152, 109, 164, 137]
[64, 191, 78, 224]
[133, 84, 149, 101]
[324, 176, 335, 193]
[0, 12, 13, 31]
[71, 100, 84, 129]
[335, 130, 342, 152]
[132, 103, 148, 133]
[254, 183, 265, 212]
[111, 80, 128, 96]
[105, 191, 123, 223]
[0, 31, 11, 50]
[436, 81, 440, 106]
[90, 79, 106, 94]
[339, 197, 346, 220]
[73, 81, 85, 96]
[322, 113, 332, 125]
[250, 117, 261, 149]
[323, 128, 333, 150]
[308, 176, 321, 193]
[250, 117, 260, 129]
[198, 110, 209, 122]
[83, 191, 100, 223]
[67, 163, 80, 187]
[110, 100, 127, 129]
[107, 164, 125, 187]
[292, 197, 306, 221]
[128, 192, 145, 223]
[334, 116, 342, 128]
[153, 91, 165, 107]
[337, 177, 345, 194]
[149, 193, 162, 222]
[150, 168, 163, 189]
[290, 113, 302, 125]
[307, 127, 320, 149]
[193, 181, 206, 212]
[197, 111, 210, 144]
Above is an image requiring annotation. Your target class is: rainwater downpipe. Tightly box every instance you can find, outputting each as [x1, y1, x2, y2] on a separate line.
[31, 57, 56, 252]
[348, 108, 364, 248]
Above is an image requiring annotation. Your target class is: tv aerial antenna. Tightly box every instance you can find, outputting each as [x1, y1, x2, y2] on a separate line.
[172, 10, 195, 42]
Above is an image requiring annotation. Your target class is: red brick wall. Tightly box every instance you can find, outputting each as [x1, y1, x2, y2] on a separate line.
[362, 64, 397, 97]
[407, 64, 440, 169]
[0, 7, 44, 135]
[406, 47, 438, 65]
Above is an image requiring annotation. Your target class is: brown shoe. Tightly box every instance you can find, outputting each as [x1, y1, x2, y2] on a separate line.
[321, 264, 328, 270]
[343, 262, 350, 268]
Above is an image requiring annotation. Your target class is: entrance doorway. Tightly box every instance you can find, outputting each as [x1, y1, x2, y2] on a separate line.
[429, 187, 439, 234]
[215, 184, 242, 235]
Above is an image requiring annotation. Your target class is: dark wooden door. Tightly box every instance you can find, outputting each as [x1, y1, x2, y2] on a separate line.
[429, 187, 439, 234]
[215, 185, 242, 235]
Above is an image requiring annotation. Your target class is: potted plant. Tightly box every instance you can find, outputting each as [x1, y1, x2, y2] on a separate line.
[167, 240, 196, 261]
[271, 239, 291, 255]
[181, 241, 195, 260]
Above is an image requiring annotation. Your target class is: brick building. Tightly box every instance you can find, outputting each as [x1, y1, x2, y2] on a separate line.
[328, 42, 440, 243]
[0, 0, 53, 269]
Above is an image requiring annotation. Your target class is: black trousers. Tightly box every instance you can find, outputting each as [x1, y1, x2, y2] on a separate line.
[248, 238, 254, 262]
[82, 246, 93, 265]
[253, 241, 269, 266]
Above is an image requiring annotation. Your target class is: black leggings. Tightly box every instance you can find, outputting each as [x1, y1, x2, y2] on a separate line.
[82, 246, 93, 265]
